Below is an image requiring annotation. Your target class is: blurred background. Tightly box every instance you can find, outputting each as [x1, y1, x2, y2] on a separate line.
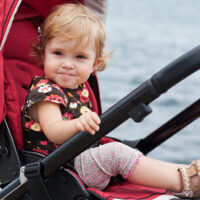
[98, 0, 200, 163]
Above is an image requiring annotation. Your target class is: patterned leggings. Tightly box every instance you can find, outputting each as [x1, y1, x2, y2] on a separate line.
[74, 142, 143, 190]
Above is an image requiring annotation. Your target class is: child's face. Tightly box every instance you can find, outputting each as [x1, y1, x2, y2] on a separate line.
[43, 37, 99, 89]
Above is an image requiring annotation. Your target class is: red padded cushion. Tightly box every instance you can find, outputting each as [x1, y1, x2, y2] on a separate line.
[3, 19, 38, 64]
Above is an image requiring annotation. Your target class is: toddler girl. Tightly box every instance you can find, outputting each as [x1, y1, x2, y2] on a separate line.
[21, 3, 200, 198]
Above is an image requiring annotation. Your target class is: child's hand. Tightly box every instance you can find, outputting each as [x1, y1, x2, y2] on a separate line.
[76, 110, 101, 135]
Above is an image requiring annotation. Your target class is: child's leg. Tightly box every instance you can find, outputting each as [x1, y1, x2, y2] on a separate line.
[75, 141, 200, 197]
[127, 155, 183, 192]
[127, 156, 200, 198]
[74, 142, 142, 190]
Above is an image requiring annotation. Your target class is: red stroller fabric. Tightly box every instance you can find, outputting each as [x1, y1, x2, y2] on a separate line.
[88, 183, 169, 200]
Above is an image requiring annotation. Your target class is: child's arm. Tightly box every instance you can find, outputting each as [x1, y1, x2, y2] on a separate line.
[36, 101, 100, 145]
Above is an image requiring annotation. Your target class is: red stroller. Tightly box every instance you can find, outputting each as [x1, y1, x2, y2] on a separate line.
[0, 0, 200, 199]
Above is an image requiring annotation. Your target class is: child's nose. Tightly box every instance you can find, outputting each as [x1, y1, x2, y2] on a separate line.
[61, 59, 74, 69]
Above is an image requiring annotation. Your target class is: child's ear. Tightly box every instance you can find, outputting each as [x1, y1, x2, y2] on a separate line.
[93, 58, 101, 71]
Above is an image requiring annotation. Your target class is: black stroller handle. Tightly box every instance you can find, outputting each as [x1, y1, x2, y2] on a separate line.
[151, 45, 200, 94]
[0, 45, 200, 199]
[42, 45, 200, 177]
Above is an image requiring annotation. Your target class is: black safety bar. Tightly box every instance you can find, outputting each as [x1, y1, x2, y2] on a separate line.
[136, 98, 200, 154]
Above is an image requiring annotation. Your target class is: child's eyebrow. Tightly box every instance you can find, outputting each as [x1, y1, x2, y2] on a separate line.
[49, 45, 64, 51]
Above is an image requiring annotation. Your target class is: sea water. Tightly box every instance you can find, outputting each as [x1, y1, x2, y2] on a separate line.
[98, 0, 200, 163]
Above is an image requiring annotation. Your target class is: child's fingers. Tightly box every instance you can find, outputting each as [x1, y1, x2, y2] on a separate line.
[85, 113, 100, 133]
[91, 112, 101, 125]
[78, 114, 96, 135]
[80, 114, 92, 131]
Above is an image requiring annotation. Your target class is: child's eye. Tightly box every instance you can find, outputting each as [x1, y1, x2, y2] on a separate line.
[53, 51, 63, 56]
[76, 55, 86, 59]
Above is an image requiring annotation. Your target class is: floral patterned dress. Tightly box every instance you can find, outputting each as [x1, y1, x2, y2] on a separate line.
[21, 76, 92, 154]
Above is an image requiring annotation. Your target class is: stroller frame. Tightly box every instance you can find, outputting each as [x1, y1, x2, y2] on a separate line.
[0, 44, 199, 199]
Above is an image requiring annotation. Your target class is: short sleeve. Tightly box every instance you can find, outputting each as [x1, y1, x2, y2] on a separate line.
[23, 76, 68, 112]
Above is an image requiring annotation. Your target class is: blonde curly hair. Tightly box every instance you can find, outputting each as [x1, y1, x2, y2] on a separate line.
[33, 3, 111, 71]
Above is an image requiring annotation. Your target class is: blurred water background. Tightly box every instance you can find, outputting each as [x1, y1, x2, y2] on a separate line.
[98, 0, 200, 164]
